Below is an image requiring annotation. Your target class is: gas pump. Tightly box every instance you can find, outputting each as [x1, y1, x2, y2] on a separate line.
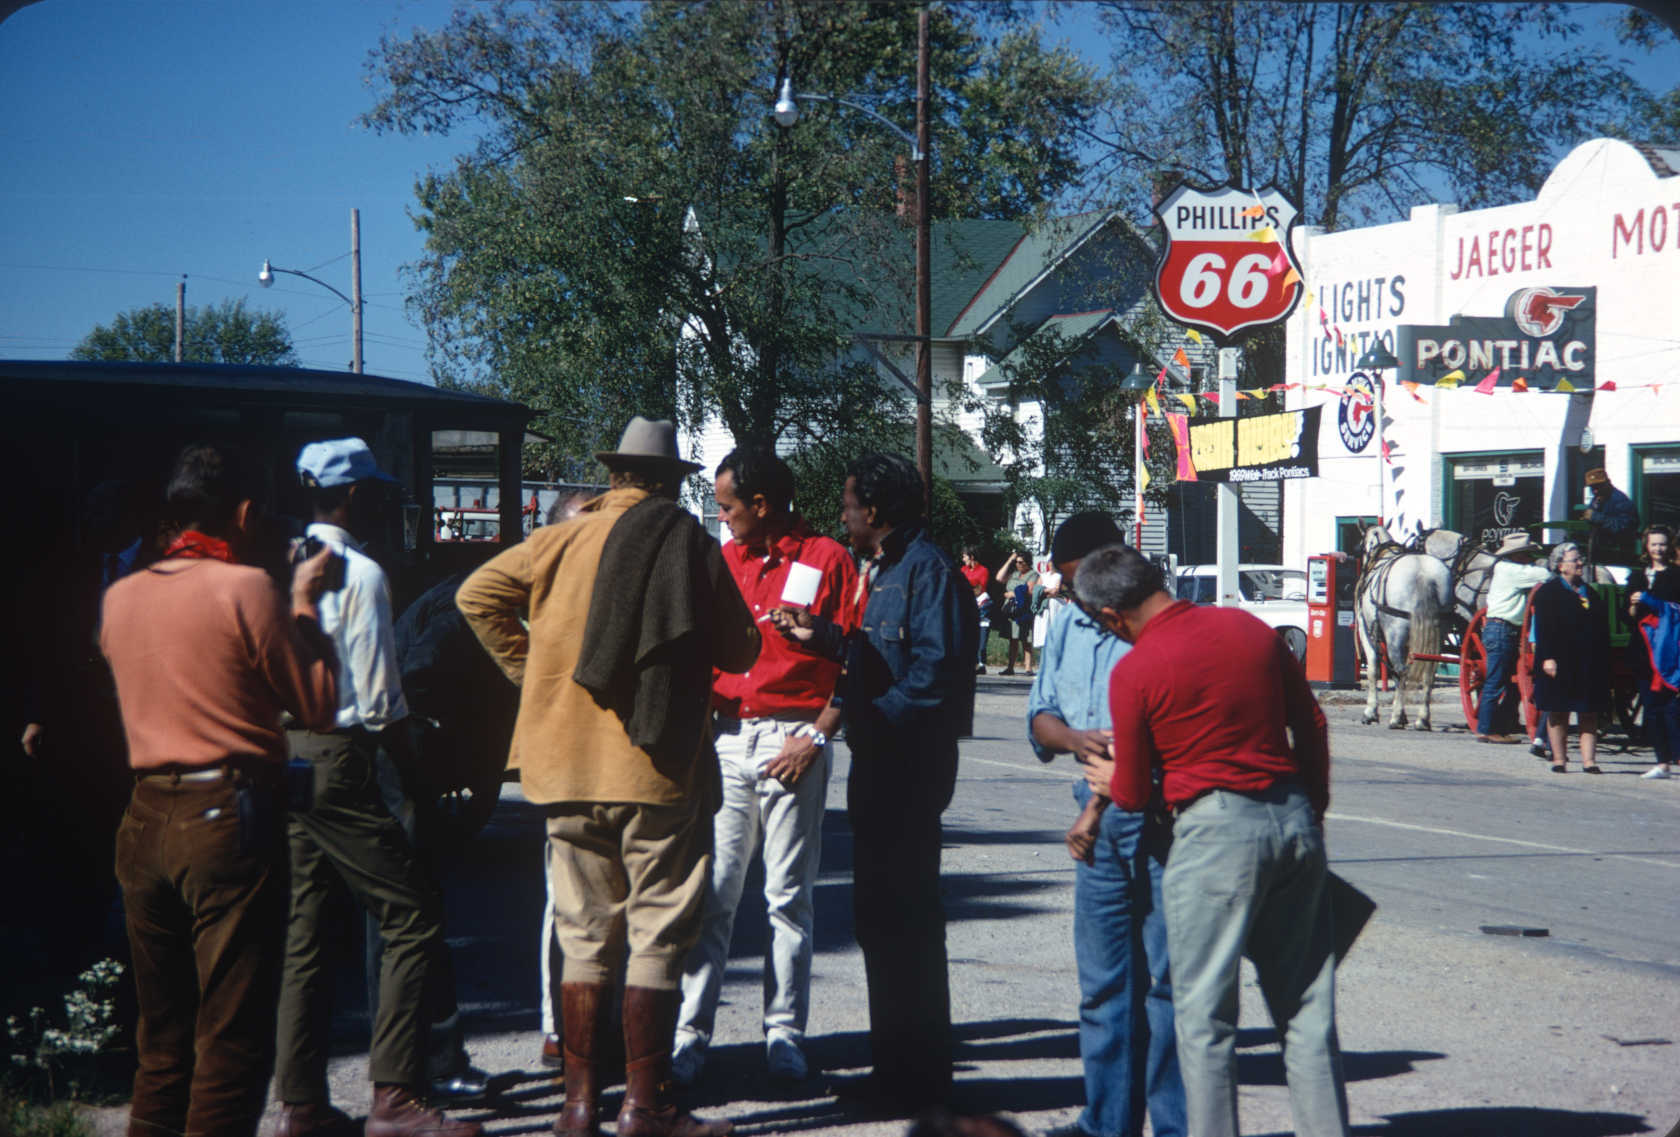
[1306, 553, 1357, 685]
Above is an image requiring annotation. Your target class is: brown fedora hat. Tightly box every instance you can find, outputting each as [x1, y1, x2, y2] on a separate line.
[595, 416, 702, 474]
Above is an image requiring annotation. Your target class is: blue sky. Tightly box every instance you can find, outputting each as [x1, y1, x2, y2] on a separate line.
[1, 1, 1674, 386]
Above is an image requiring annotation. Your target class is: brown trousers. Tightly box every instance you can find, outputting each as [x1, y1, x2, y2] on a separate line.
[116, 768, 287, 1137]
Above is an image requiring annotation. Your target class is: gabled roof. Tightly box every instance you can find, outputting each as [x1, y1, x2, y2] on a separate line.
[946, 210, 1138, 339]
[929, 219, 1030, 336]
[974, 309, 1122, 390]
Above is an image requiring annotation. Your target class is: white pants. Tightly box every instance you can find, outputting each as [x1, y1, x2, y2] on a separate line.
[539, 844, 557, 1035]
[675, 715, 830, 1051]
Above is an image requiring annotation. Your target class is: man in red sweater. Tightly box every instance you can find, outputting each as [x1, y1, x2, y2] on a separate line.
[1071, 545, 1348, 1137]
[101, 442, 341, 1137]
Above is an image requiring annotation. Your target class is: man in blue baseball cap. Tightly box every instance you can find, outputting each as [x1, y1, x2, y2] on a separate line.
[275, 438, 482, 1137]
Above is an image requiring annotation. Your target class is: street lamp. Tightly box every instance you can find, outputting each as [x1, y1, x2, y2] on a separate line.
[773, 6, 932, 516]
[1120, 363, 1154, 545]
[1355, 339, 1401, 523]
[259, 207, 364, 373]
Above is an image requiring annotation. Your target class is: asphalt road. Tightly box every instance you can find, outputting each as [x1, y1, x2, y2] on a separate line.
[85, 677, 1680, 1137]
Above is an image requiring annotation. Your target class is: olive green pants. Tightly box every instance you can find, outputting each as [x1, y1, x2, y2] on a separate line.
[274, 729, 445, 1101]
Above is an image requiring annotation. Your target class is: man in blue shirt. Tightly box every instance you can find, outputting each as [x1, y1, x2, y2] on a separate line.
[770, 452, 976, 1116]
[1027, 514, 1184, 1137]
[1582, 467, 1638, 566]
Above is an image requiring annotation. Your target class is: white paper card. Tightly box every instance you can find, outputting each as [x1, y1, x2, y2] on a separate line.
[780, 561, 823, 608]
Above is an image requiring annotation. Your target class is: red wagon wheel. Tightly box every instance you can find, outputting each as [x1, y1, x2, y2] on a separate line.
[1459, 609, 1489, 729]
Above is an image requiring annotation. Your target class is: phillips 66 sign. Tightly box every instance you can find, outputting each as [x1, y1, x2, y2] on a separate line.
[1151, 183, 1304, 343]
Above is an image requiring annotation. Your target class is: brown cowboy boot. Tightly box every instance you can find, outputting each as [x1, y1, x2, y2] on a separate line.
[554, 982, 608, 1137]
[364, 1085, 481, 1137]
[614, 986, 731, 1137]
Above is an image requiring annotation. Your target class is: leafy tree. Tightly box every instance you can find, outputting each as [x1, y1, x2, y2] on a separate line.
[361, 0, 1101, 475]
[1084, 1, 1649, 232]
[70, 299, 297, 366]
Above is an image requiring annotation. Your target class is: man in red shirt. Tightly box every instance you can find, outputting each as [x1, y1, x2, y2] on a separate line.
[1072, 545, 1348, 1137]
[959, 549, 991, 673]
[672, 447, 857, 1086]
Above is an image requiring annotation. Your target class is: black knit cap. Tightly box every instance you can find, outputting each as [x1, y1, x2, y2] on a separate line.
[1051, 511, 1126, 565]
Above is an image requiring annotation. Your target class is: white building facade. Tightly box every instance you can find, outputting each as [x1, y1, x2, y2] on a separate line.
[1281, 138, 1680, 565]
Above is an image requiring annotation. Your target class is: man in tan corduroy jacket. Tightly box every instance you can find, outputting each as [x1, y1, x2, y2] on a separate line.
[458, 417, 757, 1137]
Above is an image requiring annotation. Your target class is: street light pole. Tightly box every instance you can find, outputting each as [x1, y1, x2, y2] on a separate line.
[258, 207, 364, 373]
[773, 5, 934, 515]
[914, 4, 932, 518]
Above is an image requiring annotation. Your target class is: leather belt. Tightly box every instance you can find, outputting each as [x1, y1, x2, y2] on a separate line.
[136, 765, 233, 784]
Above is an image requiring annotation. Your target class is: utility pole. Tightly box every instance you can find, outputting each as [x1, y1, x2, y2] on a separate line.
[914, 3, 932, 519]
[350, 207, 364, 373]
[1215, 347, 1240, 606]
[174, 276, 185, 362]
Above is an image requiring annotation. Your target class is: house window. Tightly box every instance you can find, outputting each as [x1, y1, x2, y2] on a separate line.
[1444, 452, 1544, 548]
[1635, 445, 1680, 532]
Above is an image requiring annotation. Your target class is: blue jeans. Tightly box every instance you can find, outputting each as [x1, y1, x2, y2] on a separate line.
[1071, 780, 1186, 1137]
[1163, 783, 1348, 1137]
[1477, 617, 1519, 736]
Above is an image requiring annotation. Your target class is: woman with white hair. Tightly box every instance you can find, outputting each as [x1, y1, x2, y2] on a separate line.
[1530, 541, 1611, 773]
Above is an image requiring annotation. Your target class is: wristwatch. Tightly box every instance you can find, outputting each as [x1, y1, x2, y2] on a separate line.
[795, 723, 829, 749]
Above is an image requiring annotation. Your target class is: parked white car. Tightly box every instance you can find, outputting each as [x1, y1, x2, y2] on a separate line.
[1173, 564, 1309, 661]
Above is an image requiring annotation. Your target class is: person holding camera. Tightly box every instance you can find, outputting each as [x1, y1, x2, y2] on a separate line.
[275, 438, 482, 1137]
[101, 442, 340, 1137]
[993, 551, 1040, 676]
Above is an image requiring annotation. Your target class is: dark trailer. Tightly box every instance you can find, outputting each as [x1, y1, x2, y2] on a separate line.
[1, 359, 532, 592]
[2, 360, 531, 1010]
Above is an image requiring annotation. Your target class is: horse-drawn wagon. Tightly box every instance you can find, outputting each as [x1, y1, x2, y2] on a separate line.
[1352, 520, 1644, 740]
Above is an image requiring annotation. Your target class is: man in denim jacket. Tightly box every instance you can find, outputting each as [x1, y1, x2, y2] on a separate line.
[770, 452, 976, 1115]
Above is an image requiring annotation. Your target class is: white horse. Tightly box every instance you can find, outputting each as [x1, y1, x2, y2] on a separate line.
[1356, 525, 1452, 730]
[1412, 527, 1496, 627]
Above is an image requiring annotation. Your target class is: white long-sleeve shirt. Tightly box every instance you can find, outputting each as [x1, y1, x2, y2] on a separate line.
[307, 522, 409, 731]
[1485, 561, 1552, 625]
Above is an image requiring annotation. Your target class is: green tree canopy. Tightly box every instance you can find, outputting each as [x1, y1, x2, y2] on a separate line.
[361, 0, 1102, 477]
[1085, 1, 1652, 232]
[71, 299, 297, 366]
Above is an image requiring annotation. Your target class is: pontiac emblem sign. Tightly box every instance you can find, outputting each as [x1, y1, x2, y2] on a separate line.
[1152, 183, 1304, 343]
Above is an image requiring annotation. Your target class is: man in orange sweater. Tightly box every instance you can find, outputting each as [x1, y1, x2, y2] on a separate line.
[101, 442, 340, 1137]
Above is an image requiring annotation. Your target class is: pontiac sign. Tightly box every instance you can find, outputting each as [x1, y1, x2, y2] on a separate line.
[1151, 183, 1304, 342]
[1395, 286, 1596, 388]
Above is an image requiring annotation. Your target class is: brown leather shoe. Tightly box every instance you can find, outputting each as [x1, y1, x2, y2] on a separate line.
[614, 987, 731, 1137]
[275, 1102, 354, 1137]
[365, 1085, 481, 1137]
[541, 1033, 565, 1071]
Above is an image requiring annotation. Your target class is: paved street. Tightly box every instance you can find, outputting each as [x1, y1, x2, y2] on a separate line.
[89, 676, 1680, 1137]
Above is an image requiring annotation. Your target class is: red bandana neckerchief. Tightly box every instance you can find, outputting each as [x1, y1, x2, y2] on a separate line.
[163, 530, 236, 564]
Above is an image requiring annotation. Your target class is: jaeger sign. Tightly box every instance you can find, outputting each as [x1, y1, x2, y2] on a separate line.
[1395, 286, 1596, 389]
[1152, 183, 1304, 342]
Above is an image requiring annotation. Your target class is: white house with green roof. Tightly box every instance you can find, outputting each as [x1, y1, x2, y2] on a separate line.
[677, 205, 1254, 555]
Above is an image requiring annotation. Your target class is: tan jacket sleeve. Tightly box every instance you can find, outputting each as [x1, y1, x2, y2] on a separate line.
[456, 541, 534, 686]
